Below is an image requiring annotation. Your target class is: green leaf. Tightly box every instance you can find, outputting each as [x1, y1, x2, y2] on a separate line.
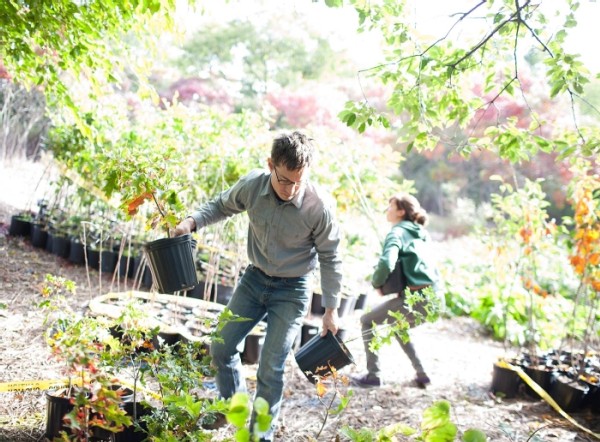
[462, 429, 487, 442]
[227, 393, 250, 428]
[421, 400, 451, 430]
[234, 428, 251, 442]
[347, 113, 357, 126]
[423, 422, 457, 442]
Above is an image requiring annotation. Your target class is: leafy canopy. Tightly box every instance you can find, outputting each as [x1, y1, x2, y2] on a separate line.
[0, 0, 187, 126]
[333, 0, 600, 161]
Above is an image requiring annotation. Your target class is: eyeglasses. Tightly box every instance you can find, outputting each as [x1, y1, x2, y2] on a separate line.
[273, 166, 305, 187]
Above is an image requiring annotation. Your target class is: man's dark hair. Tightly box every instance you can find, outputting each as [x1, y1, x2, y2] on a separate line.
[271, 131, 315, 170]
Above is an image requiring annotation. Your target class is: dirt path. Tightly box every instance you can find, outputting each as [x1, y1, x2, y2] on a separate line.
[1, 162, 599, 441]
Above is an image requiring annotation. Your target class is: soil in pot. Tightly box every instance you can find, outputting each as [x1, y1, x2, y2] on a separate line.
[491, 360, 521, 399]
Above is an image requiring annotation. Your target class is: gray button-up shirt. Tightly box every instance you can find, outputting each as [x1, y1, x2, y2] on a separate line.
[190, 169, 342, 309]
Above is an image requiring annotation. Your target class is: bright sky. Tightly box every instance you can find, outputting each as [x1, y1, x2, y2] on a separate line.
[176, 0, 599, 74]
[407, 0, 600, 74]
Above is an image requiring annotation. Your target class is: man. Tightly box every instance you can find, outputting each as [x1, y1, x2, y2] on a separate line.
[174, 130, 342, 441]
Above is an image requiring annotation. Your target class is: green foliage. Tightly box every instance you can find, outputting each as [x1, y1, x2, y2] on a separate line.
[335, 0, 600, 160]
[439, 172, 597, 350]
[369, 286, 444, 353]
[0, 0, 186, 124]
[340, 400, 485, 442]
[176, 17, 340, 103]
[45, 312, 133, 439]
[225, 393, 272, 442]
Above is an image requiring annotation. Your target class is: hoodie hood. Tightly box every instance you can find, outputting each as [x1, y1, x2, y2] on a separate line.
[397, 220, 428, 240]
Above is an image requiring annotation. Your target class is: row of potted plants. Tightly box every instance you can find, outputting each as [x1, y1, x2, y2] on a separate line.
[492, 349, 600, 413]
[8, 205, 242, 297]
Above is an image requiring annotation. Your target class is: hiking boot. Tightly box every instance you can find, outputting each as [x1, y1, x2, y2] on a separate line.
[350, 373, 382, 388]
[415, 373, 431, 389]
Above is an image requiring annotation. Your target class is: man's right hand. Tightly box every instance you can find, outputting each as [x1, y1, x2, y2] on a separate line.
[173, 217, 196, 237]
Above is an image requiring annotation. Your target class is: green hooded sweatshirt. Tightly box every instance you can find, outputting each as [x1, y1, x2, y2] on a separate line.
[371, 220, 439, 289]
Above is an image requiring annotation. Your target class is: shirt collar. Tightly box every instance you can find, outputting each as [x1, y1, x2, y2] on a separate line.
[260, 172, 306, 209]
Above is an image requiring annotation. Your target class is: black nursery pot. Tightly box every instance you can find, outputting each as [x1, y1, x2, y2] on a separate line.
[354, 293, 368, 311]
[581, 376, 600, 413]
[86, 247, 100, 270]
[524, 365, 554, 399]
[9, 215, 32, 237]
[295, 330, 354, 384]
[143, 234, 198, 294]
[550, 374, 589, 412]
[212, 283, 234, 305]
[99, 250, 118, 274]
[68, 239, 86, 265]
[31, 223, 48, 248]
[491, 361, 521, 398]
[45, 390, 73, 440]
[337, 293, 357, 318]
[310, 292, 326, 315]
[113, 401, 152, 442]
[51, 234, 71, 259]
[130, 256, 153, 288]
[300, 322, 319, 347]
[242, 330, 266, 365]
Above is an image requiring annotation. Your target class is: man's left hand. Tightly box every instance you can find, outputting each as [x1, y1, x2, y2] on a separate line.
[321, 307, 339, 336]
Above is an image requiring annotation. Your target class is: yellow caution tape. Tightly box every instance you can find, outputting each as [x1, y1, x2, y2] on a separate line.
[0, 378, 78, 393]
[500, 361, 600, 440]
[0, 378, 161, 402]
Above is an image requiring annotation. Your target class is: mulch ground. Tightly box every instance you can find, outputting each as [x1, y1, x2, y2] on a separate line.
[1, 197, 600, 442]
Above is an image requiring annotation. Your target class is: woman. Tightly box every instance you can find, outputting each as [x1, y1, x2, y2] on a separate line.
[351, 193, 441, 389]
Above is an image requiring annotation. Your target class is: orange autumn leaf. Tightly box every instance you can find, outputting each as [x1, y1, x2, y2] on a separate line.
[315, 381, 327, 397]
[126, 192, 153, 216]
[519, 227, 532, 243]
[570, 255, 586, 274]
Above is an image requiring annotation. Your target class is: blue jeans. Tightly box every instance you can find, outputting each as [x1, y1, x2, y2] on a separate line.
[210, 265, 310, 440]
